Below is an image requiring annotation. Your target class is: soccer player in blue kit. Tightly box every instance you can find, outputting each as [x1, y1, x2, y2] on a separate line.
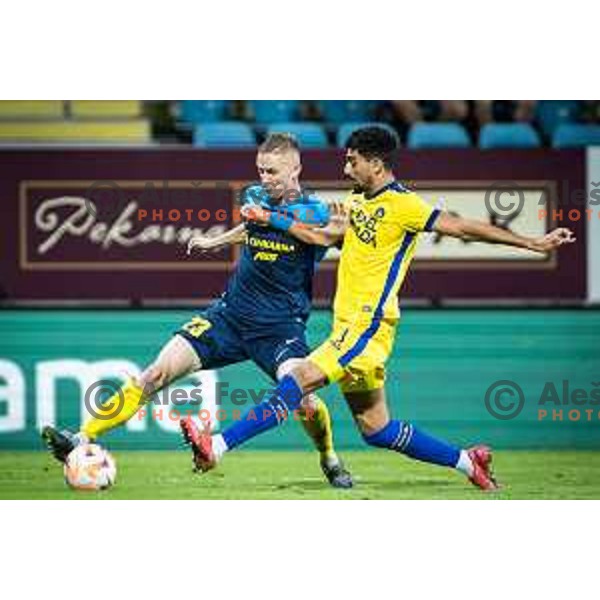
[42, 132, 353, 489]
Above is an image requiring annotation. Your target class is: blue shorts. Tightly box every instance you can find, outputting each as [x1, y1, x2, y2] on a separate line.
[176, 301, 310, 380]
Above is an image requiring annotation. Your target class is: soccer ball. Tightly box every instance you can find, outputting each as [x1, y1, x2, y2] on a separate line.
[64, 444, 117, 491]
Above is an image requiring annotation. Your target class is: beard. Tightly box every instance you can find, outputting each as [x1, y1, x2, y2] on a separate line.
[345, 173, 366, 194]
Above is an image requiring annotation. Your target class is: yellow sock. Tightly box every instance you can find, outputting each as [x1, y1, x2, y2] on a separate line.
[300, 396, 337, 463]
[82, 380, 148, 440]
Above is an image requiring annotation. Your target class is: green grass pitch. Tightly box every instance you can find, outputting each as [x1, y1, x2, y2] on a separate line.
[0, 450, 598, 499]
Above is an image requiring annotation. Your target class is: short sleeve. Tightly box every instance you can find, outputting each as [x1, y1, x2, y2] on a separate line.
[396, 192, 440, 233]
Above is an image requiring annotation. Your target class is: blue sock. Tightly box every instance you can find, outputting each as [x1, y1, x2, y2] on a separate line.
[222, 375, 304, 450]
[363, 420, 460, 468]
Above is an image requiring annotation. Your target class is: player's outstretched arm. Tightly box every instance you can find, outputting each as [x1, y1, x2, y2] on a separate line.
[288, 201, 349, 246]
[187, 223, 246, 255]
[242, 201, 349, 247]
[433, 212, 576, 253]
[287, 207, 348, 247]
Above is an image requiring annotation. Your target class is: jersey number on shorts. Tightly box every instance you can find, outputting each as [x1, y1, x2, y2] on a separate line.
[182, 316, 212, 338]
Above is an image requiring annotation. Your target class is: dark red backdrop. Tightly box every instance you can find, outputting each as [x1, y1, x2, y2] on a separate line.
[0, 148, 586, 304]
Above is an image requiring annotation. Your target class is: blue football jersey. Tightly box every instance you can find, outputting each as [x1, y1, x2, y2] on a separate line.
[222, 184, 329, 325]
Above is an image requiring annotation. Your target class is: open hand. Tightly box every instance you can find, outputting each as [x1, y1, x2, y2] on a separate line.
[531, 227, 576, 253]
[328, 200, 349, 227]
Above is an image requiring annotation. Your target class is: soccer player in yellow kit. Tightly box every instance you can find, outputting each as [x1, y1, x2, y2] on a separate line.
[182, 126, 575, 490]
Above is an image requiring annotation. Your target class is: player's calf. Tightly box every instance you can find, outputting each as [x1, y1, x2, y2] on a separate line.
[361, 420, 499, 491]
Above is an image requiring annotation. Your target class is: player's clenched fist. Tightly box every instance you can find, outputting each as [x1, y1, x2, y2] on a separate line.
[241, 203, 294, 231]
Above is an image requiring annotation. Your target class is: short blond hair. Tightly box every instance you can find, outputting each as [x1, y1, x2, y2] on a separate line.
[258, 132, 300, 154]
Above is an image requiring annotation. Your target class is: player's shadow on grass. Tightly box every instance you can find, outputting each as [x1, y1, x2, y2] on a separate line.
[273, 477, 456, 492]
[361, 478, 456, 491]
[273, 479, 333, 492]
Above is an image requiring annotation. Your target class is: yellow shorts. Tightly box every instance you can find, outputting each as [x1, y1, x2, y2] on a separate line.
[308, 317, 397, 393]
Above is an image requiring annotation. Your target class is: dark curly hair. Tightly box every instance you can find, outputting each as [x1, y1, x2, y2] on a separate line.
[345, 126, 398, 169]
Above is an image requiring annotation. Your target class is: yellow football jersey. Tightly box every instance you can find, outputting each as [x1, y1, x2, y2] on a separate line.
[333, 181, 439, 323]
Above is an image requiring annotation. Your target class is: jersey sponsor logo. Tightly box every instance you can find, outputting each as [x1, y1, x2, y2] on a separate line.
[247, 235, 296, 253]
[349, 204, 386, 247]
[247, 232, 297, 262]
[253, 251, 278, 262]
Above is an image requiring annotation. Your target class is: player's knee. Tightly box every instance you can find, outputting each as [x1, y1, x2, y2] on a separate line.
[276, 358, 304, 381]
[289, 360, 326, 394]
[300, 393, 319, 413]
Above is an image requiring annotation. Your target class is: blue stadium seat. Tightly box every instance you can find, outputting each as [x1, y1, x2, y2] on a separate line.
[407, 123, 471, 149]
[336, 122, 399, 148]
[266, 123, 328, 148]
[249, 101, 300, 124]
[193, 122, 256, 148]
[319, 101, 377, 124]
[553, 124, 600, 148]
[180, 101, 229, 123]
[536, 101, 581, 137]
[479, 124, 541, 149]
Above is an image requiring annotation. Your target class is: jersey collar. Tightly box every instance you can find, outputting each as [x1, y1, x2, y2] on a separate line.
[364, 180, 407, 200]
